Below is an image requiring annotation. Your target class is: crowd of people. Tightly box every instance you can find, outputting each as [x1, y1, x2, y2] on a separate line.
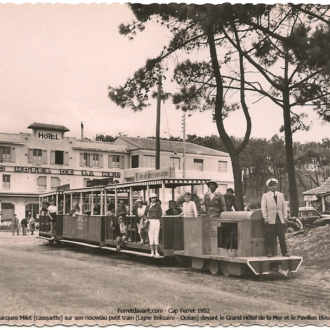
[11, 177, 289, 258]
[11, 212, 36, 236]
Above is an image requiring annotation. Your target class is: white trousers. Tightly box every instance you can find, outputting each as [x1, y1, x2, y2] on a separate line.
[148, 219, 160, 245]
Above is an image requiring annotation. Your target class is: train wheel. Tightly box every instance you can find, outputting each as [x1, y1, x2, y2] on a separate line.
[209, 260, 220, 275]
[286, 270, 294, 280]
[220, 262, 230, 277]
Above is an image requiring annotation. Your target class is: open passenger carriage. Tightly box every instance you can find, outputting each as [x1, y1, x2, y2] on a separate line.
[38, 178, 302, 278]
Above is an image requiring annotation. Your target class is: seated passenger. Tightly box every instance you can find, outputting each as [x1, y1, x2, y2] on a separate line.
[165, 200, 181, 216]
[72, 206, 81, 217]
[114, 215, 127, 252]
[177, 192, 198, 217]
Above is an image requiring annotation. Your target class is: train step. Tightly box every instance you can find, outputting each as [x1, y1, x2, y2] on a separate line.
[59, 240, 100, 248]
[101, 246, 164, 258]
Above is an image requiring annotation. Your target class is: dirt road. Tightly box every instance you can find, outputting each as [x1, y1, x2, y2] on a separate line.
[0, 232, 329, 326]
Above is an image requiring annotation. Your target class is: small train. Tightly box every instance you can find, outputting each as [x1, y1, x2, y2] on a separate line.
[38, 178, 302, 279]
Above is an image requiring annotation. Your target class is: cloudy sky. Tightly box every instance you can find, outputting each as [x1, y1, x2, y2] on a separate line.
[0, 3, 329, 143]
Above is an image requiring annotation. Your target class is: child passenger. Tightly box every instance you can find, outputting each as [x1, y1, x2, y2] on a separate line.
[114, 216, 127, 252]
[177, 192, 198, 217]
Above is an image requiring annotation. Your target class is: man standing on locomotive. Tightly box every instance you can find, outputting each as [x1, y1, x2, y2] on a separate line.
[202, 180, 226, 217]
[261, 178, 290, 257]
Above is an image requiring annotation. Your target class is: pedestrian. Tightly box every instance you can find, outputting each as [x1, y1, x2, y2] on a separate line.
[21, 217, 28, 235]
[47, 200, 57, 240]
[133, 199, 146, 244]
[114, 215, 127, 252]
[11, 214, 20, 236]
[261, 178, 290, 257]
[28, 213, 36, 235]
[224, 188, 239, 211]
[177, 192, 198, 217]
[201, 180, 227, 217]
[144, 193, 162, 257]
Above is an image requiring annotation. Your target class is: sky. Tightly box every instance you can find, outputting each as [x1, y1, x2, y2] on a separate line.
[0, 3, 329, 144]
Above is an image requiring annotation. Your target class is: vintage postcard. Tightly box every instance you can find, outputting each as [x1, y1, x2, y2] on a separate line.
[0, 1, 330, 327]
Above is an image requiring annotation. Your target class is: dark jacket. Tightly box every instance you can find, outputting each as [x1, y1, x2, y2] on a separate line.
[21, 218, 28, 227]
[144, 204, 162, 219]
[165, 208, 181, 216]
[224, 194, 239, 211]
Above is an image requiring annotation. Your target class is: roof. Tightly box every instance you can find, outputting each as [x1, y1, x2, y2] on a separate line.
[117, 136, 229, 157]
[303, 177, 330, 195]
[74, 140, 127, 153]
[27, 122, 70, 132]
[0, 133, 24, 145]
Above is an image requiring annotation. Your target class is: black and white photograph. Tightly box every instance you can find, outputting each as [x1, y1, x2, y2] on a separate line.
[0, 2, 330, 326]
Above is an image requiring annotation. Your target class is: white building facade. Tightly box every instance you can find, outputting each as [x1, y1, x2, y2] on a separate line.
[0, 123, 234, 221]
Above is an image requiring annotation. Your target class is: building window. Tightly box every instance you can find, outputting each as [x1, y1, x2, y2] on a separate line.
[3, 175, 10, 189]
[92, 154, 99, 167]
[131, 155, 139, 168]
[112, 155, 120, 168]
[33, 149, 43, 165]
[218, 184, 227, 194]
[218, 161, 227, 173]
[37, 176, 47, 190]
[194, 159, 204, 171]
[55, 151, 64, 165]
[143, 155, 156, 168]
[1, 147, 11, 162]
[170, 157, 180, 170]
[51, 177, 60, 190]
[81, 153, 102, 167]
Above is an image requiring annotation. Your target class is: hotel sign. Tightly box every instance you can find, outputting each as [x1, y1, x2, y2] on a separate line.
[38, 131, 61, 140]
[135, 167, 175, 181]
[0, 166, 120, 178]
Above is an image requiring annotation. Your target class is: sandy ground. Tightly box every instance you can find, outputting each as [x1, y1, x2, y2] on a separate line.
[0, 231, 330, 326]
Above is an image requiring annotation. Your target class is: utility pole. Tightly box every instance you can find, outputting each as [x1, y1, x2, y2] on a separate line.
[156, 75, 162, 170]
[182, 111, 186, 178]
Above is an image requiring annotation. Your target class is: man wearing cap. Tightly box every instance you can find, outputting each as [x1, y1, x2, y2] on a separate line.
[261, 178, 289, 257]
[202, 180, 226, 217]
[224, 188, 239, 211]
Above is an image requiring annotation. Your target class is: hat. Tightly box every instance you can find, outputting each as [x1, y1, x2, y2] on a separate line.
[206, 180, 218, 188]
[226, 188, 234, 193]
[266, 178, 278, 186]
[135, 199, 143, 204]
[149, 193, 158, 199]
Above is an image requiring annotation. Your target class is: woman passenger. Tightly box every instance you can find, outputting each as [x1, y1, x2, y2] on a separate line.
[144, 193, 162, 257]
[177, 192, 198, 217]
[134, 199, 146, 244]
[165, 200, 181, 216]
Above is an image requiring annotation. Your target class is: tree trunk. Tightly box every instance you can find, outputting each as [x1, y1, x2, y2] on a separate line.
[283, 100, 299, 217]
[231, 153, 244, 210]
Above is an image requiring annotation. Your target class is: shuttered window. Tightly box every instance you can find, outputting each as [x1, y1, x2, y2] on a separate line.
[112, 155, 120, 168]
[218, 161, 227, 173]
[170, 157, 180, 170]
[37, 176, 47, 190]
[51, 177, 60, 190]
[28, 149, 47, 165]
[194, 159, 204, 171]
[143, 155, 156, 168]
[81, 153, 103, 168]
